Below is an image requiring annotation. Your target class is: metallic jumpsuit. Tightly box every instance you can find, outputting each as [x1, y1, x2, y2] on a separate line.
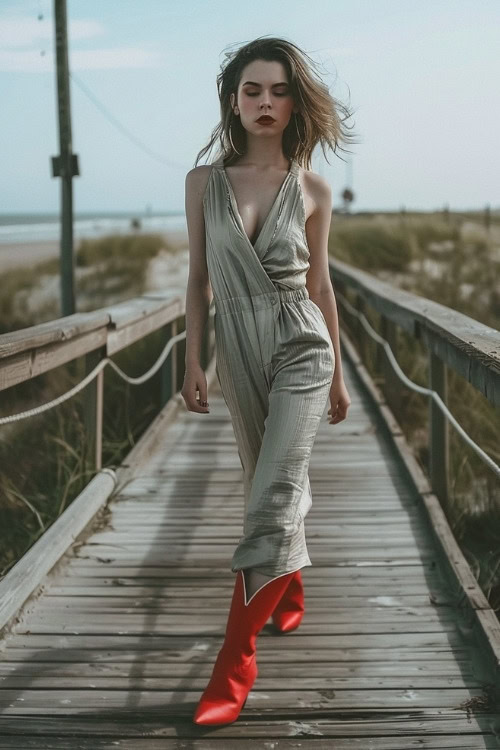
[203, 157, 335, 578]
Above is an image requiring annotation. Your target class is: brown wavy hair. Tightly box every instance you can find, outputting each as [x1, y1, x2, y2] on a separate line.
[194, 35, 359, 170]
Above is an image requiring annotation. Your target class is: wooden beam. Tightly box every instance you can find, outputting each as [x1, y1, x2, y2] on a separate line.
[428, 350, 450, 506]
[330, 258, 500, 405]
[0, 470, 116, 636]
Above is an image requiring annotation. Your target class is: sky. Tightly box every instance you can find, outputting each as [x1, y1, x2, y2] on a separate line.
[1, 0, 499, 214]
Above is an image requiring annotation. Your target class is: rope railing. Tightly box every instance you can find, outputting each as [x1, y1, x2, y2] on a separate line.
[1, 290, 498, 480]
[335, 289, 500, 479]
[0, 329, 187, 426]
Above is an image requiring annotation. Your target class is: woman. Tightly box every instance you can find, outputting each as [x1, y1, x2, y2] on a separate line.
[182, 36, 356, 725]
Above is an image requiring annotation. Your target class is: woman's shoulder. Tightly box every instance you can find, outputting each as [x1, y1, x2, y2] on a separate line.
[298, 164, 331, 194]
[297, 165, 332, 219]
[185, 163, 219, 202]
[185, 163, 215, 183]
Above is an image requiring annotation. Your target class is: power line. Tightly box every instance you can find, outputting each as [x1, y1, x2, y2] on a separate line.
[69, 71, 189, 171]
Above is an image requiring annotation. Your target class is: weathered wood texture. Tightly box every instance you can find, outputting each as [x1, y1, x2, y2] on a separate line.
[0, 361, 499, 747]
[0, 293, 184, 391]
[330, 257, 500, 405]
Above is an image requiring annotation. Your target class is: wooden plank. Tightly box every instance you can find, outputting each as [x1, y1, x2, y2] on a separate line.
[0, 686, 490, 713]
[64, 558, 444, 568]
[106, 296, 184, 355]
[0, 674, 483, 691]
[16, 592, 454, 610]
[58, 562, 442, 580]
[0, 737, 498, 749]
[0, 644, 473, 664]
[0, 660, 477, 680]
[0, 326, 111, 391]
[0, 716, 498, 744]
[37, 580, 440, 593]
[88, 524, 432, 537]
[12, 619, 462, 637]
[0, 310, 110, 359]
[1, 632, 468, 649]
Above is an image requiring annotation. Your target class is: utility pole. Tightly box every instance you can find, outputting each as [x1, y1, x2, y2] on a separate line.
[51, 0, 79, 316]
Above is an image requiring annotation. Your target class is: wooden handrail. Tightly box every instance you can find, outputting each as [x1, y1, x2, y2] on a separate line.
[330, 258, 500, 406]
[0, 293, 186, 391]
[3, 262, 498, 399]
[0, 290, 215, 474]
[329, 257, 500, 508]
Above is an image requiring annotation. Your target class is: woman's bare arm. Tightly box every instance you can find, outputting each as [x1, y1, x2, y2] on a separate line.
[303, 169, 351, 424]
[181, 165, 213, 413]
[303, 170, 343, 382]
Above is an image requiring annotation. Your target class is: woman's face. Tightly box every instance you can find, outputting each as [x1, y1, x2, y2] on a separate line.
[231, 58, 296, 138]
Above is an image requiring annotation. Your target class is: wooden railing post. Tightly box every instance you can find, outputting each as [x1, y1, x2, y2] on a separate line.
[428, 350, 449, 506]
[375, 311, 385, 376]
[355, 292, 366, 364]
[160, 320, 178, 407]
[83, 345, 105, 472]
[381, 317, 402, 416]
[332, 275, 345, 332]
[171, 319, 179, 394]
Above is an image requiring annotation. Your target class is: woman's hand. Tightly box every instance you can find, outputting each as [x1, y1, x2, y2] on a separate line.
[327, 375, 351, 425]
[181, 363, 210, 413]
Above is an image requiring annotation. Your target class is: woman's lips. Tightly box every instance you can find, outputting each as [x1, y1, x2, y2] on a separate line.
[256, 117, 275, 125]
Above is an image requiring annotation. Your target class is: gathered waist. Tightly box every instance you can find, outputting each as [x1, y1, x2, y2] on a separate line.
[215, 286, 309, 316]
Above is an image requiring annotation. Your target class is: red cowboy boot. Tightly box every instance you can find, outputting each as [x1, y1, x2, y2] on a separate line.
[271, 569, 305, 632]
[193, 569, 296, 725]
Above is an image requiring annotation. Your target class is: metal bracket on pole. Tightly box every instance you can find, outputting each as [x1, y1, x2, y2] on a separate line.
[51, 154, 80, 178]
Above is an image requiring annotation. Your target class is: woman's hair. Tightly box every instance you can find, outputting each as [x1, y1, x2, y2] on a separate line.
[195, 35, 359, 170]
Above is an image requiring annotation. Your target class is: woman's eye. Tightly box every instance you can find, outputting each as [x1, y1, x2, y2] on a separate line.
[246, 91, 287, 97]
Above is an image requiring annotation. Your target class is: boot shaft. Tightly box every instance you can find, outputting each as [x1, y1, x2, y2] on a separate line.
[224, 569, 298, 648]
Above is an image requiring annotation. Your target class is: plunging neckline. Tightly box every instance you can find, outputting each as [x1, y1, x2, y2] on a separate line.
[221, 160, 294, 250]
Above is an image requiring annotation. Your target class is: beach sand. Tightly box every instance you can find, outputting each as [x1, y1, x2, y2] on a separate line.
[0, 240, 60, 272]
[0, 227, 189, 272]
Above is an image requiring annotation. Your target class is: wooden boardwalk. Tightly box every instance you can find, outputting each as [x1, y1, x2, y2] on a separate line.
[0, 357, 499, 748]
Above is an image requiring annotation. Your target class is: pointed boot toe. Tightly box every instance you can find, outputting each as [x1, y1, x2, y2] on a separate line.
[194, 699, 239, 726]
[193, 651, 257, 725]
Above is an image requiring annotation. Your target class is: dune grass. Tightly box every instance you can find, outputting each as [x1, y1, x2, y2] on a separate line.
[0, 232, 170, 334]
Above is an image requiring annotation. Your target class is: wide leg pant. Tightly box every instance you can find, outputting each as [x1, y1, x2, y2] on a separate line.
[214, 286, 335, 578]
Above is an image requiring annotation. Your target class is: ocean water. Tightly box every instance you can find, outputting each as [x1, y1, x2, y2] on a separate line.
[0, 212, 187, 244]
